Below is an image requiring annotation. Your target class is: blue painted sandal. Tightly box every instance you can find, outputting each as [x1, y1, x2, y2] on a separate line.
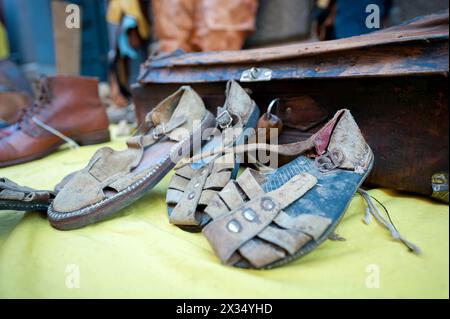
[202, 109, 377, 268]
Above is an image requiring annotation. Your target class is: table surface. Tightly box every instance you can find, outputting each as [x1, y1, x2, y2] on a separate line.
[0, 128, 448, 298]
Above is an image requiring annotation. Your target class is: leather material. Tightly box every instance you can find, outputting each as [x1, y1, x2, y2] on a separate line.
[0, 123, 17, 139]
[166, 81, 260, 230]
[204, 172, 318, 265]
[0, 58, 34, 135]
[48, 86, 216, 230]
[0, 178, 55, 212]
[202, 109, 374, 269]
[0, 76, 110, 167]
[188, 109, 372, 174]
[275, 96, 328, 131]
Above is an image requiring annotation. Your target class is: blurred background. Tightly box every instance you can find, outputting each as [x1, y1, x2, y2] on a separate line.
[0, 0, 448, 126]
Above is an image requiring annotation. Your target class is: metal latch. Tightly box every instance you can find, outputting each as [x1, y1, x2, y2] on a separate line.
[240, 67, 273, 82]
[216, 110, 233, 129]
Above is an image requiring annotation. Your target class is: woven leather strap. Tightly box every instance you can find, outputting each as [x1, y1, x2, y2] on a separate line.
[203, 169, 332, 268]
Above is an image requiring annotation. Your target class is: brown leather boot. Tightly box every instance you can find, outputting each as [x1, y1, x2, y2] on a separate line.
[0, 75, 110, 168]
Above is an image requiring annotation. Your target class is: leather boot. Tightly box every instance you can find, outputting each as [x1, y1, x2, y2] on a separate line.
[0, 76, 110, 168]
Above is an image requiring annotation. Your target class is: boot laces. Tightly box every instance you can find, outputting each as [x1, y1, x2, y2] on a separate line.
[18, 76, 52, 128]
[16, 76, 79, 149]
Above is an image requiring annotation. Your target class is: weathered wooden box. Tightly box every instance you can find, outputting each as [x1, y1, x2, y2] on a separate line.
[132, 12, 449, 196]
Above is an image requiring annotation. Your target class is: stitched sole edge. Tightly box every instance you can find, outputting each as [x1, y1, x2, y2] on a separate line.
[48, 157, 175, 230]
[0, 200, 50, 212]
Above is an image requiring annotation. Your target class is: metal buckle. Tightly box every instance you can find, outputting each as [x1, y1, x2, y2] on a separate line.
[152, 123, 165, 139]
[315, 150, 344, 172]
[240, 67, 273, 82]
[216, 110, 233, 129]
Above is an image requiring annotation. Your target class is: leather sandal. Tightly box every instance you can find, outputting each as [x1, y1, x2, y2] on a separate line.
[48, 86, 216, 230]
[0, 178, 55, 212]
[166, 80, 260, 232]
[200, 109, 376, 269]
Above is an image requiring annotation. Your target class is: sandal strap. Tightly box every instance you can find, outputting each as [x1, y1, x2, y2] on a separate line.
[0, 178, 54, 202]
[85, 87, 204, 183]
[203, 171, 319, 265]
[169, 161, 214, 225]
[127, 115, 187, 150]
[168, 153, 235, 226]
[167, 80, 260, 227]
[178, 109, 345, 166]
[181, 109, 373, 176]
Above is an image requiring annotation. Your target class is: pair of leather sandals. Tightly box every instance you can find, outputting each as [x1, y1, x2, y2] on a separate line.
[167, 106, 375, 269]
[2, 80, 415, 269]
[2, 81, 257, 227]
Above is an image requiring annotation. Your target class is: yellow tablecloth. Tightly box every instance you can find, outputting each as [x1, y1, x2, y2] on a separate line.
[0, 131, 448, 298]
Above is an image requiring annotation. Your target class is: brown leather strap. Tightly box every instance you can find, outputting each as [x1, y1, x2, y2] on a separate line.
[168, 153, 235, 226]
[169, 161, 214, 225]
[180, 109, 346, 166]
[127, 115, 187, 149]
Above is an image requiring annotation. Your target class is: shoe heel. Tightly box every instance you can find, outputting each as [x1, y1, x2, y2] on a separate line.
[74, 129, 111, 146]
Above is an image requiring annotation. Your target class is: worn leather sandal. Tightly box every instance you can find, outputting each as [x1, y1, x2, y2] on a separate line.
[201, 109, 375, 269]
[48, 86, 215, 230]
[166, 80, 260, 232]
[0, 178, 55, 212]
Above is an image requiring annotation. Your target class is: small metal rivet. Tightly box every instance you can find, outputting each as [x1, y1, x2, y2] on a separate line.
[188, 192, 196, 200]
[261, 198, 275, 211]
[227, 220, 242, 233]
[201, 168, 208, 175]
[243, 208, 257, 222]
[193, 182, 201, 188]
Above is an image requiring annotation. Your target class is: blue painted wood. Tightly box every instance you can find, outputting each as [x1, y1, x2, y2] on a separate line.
[139, 11, 449, 84]
[139, 41, 449, 83]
